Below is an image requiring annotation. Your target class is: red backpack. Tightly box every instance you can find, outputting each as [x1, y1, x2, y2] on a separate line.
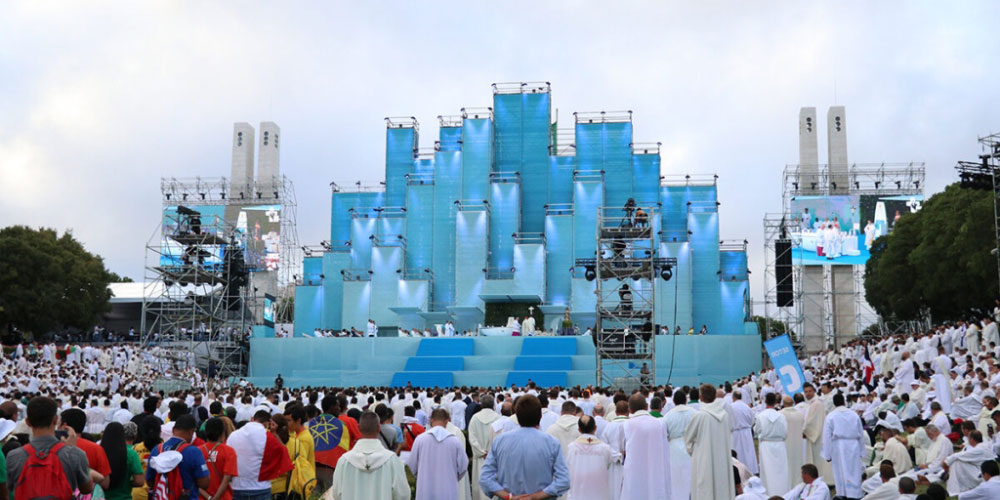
[15, 442, 75, 500]
[151, 442, 191, 500]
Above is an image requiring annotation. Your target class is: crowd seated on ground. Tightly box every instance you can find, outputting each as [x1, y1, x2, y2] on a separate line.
[3, 306, 1000, 499]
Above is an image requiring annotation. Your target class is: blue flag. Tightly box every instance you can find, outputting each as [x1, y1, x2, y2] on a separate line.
[763, 334, 806, 396]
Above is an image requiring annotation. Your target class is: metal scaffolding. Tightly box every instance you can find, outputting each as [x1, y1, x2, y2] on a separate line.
[763, 163, 926, 352]
[578, 206, 673, 388]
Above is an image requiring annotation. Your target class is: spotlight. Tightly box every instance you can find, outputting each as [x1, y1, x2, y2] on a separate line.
[914, 181, 920, 189]
[256, 192, 262, 199]
[319, 274, 325, 279]
[220, 192, 226, 200]
[182, 193, 188, 201]
[660, 266, 673, 281]
[792, 182, 798, 189]
[239, 192, 245, 199]
[273, 191, 279, 199]
[165, 193, 171, 200]
[874, 182, 880, 189]
[810, 182, 817, 190]
[584, 266, 597, 281]
[895, 181, 902, 189]
[831, 182, 837, 190]
[199, 193, 206, 200]
[854, 182, 860, 189]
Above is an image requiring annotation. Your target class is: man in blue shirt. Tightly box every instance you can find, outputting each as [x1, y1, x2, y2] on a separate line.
[146, 415, 210, 500]
[479, 394, 569, 499]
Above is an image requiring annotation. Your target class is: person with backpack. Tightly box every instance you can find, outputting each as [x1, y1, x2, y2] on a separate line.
[145, 415, 210, 500]
[197, 418, 238, 500]
[61, 408, 113, 490]
[100, 422, 145, 500]
[5, 396, 98, 500]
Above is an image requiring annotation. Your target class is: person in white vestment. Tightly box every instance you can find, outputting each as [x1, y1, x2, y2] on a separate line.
[966, 322, 981, 355]
[730, 392, 759, 474]
[684, 385, 734, 500]
[820, 393, 865, 499]
[406, 408, 469, 500]
[620, 394, 671, 500]
[957, 460, 1000, 500]
[982, 317, 999, 348]
[566, 416, 619, 500]
[755, 392, 790, 496]
[663, 391, 694, 500]
[328, 412, 410, 500]
[870, 424, 912, 477]
[546, 401, 581, 458]
[735, 476, 768, 500]
[780, 395, 806, 486]
[468, 395, 499, 500]
[802, 384, 832, 483]
[943, 431, 995, 496]
[860, 463, 899, 500]
[600, 401, 629, 500]
[782, 464, 831, 500]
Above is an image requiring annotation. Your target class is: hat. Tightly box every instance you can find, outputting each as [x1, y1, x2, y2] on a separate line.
[910, 380, 921, 386]
[0, 419, 14, 441]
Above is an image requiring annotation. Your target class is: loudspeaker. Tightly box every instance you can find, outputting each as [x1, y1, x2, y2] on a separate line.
[776, 239, 794, 307]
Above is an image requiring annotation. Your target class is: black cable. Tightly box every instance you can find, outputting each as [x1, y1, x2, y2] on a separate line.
[666, 266, 679, 385]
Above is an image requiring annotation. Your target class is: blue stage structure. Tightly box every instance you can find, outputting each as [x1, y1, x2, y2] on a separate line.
[280, 82, 759, 387]
[248, 336, 761, 388]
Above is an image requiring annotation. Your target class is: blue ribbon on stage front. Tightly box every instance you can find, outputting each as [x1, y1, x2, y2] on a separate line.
[763, 334, 806, 396]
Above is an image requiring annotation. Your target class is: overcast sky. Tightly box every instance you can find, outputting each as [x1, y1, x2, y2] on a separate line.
[2, 2, 998, 309]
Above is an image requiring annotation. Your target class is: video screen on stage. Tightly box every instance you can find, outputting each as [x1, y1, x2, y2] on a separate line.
[263, 293, 276, 327]
[160, 205, 227, 268]
[227, 204, 282, 272]
[789, 194, 923, 265]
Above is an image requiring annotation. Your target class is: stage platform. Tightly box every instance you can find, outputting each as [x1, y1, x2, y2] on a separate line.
[246, 335, 762, 389]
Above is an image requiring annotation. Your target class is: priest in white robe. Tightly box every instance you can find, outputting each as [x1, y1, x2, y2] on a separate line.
[328, 413, 410, 500]
[820, 394, 865, 499]
[620, 394, 671, 500]
[663, 392, 694, 500]
[684, 385, 734, 500]
[468, 396, 500, 500]
[600, 401, 629, 500]
[780, 396, 805, 486]
[546, 401, 581, 457]
[802, 384, 832, 482]
[943, 431, 995, 496]
[755, 392, 789, 496]
[407, 408, 469, 500]
[958, 460, 1000, 500]
[730, 392, 759, 474]
[566, 416, 620, 500]
[445, 418, 473, 500]
[782, 464, 830, 500]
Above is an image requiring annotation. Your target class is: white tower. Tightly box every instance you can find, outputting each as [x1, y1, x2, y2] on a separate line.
[230, 123, 255, 200]
[257, 122, 281, 199]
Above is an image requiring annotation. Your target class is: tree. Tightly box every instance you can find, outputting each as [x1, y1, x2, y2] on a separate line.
[864, 183, 997, 321]
[751, 315, 793, 340]
[0, 226, 116, 339]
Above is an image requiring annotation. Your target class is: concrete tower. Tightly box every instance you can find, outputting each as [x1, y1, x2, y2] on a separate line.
[257, 122, 281, 198]
[827, 106, 848, 194]
[798, 107, 819, 194]
[230, 123, 255, 200]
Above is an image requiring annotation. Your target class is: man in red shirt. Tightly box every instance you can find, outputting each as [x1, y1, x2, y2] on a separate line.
[336, 395, 361, 450]
[60, 408, 112, 490]
[198, 418, 238, 500]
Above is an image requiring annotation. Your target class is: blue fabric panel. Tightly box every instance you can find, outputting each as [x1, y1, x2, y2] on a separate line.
[341, 281, 371, 331]
[689, 211, 721, 334]
[391, 372, 454, 388]
[632, 154, 660, 206]
[548, 156, 575, 205]
[493, 94, 523, 174]
[292, 286, 323, 336]
[512, 244, 545, 295]
[720, 251, 748, 281]
[461, 118, 493, 202]
[405, 185, 434, 272]
[572, 181, 603, 259]
[520, 337, 578, 355]
[371, 247, 402, 326]
[489, 183, 520, 271]
[719, 280, 749, 335]
[438, 126, 462, 151]
[544, 215, 572, 305]
[416, 338, 475, 356]
[432, 150, 461, 310]
[505, 371, 566, 387]
[404, 357, 465, 371]
[455, 210, 488, 307]
[519, 92, 550, 233]
[302, 257, 323, 285]
[321, 252, 351, 329]
[514, 356, 573, 370]
[385, 127, 416, 207]
[350, 218, 376, 269]
[655, 242, 693, 332]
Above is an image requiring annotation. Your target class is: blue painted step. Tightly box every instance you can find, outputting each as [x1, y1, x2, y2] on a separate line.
[513, 356, 573, 370]
[416, 338, 475, 356]
[506, 371, 567, 387]
[391, 372, 454, 388]
[520, 337, 577, 355]
[404, 356, 464, 371]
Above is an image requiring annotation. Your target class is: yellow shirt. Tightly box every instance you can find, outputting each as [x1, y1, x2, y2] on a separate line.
[132, 442, 151, 500]
[271, 429, 316, 497]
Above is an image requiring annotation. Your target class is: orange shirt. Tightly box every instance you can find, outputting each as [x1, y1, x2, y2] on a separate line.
[199, 442, 239, 500]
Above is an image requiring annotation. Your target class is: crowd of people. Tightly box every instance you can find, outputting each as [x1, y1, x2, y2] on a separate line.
[2, 314, 1000, 499]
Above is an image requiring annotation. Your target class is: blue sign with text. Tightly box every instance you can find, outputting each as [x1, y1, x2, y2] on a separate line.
[764, 334, 806, 396]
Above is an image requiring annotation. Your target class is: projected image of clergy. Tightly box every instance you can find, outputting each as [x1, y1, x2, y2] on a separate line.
[788, 195, 868, 265]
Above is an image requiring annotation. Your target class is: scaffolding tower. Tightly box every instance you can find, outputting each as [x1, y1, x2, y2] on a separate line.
[578, 206, 673, 388]
[763, 163, 925, 352]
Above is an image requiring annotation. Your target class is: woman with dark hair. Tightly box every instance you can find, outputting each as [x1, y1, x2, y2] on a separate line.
[100, 422, 144, 500]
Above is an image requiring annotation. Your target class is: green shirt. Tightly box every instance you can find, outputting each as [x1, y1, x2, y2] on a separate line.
[103, 446, 143, 500]
[0, 447, 6, 483]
